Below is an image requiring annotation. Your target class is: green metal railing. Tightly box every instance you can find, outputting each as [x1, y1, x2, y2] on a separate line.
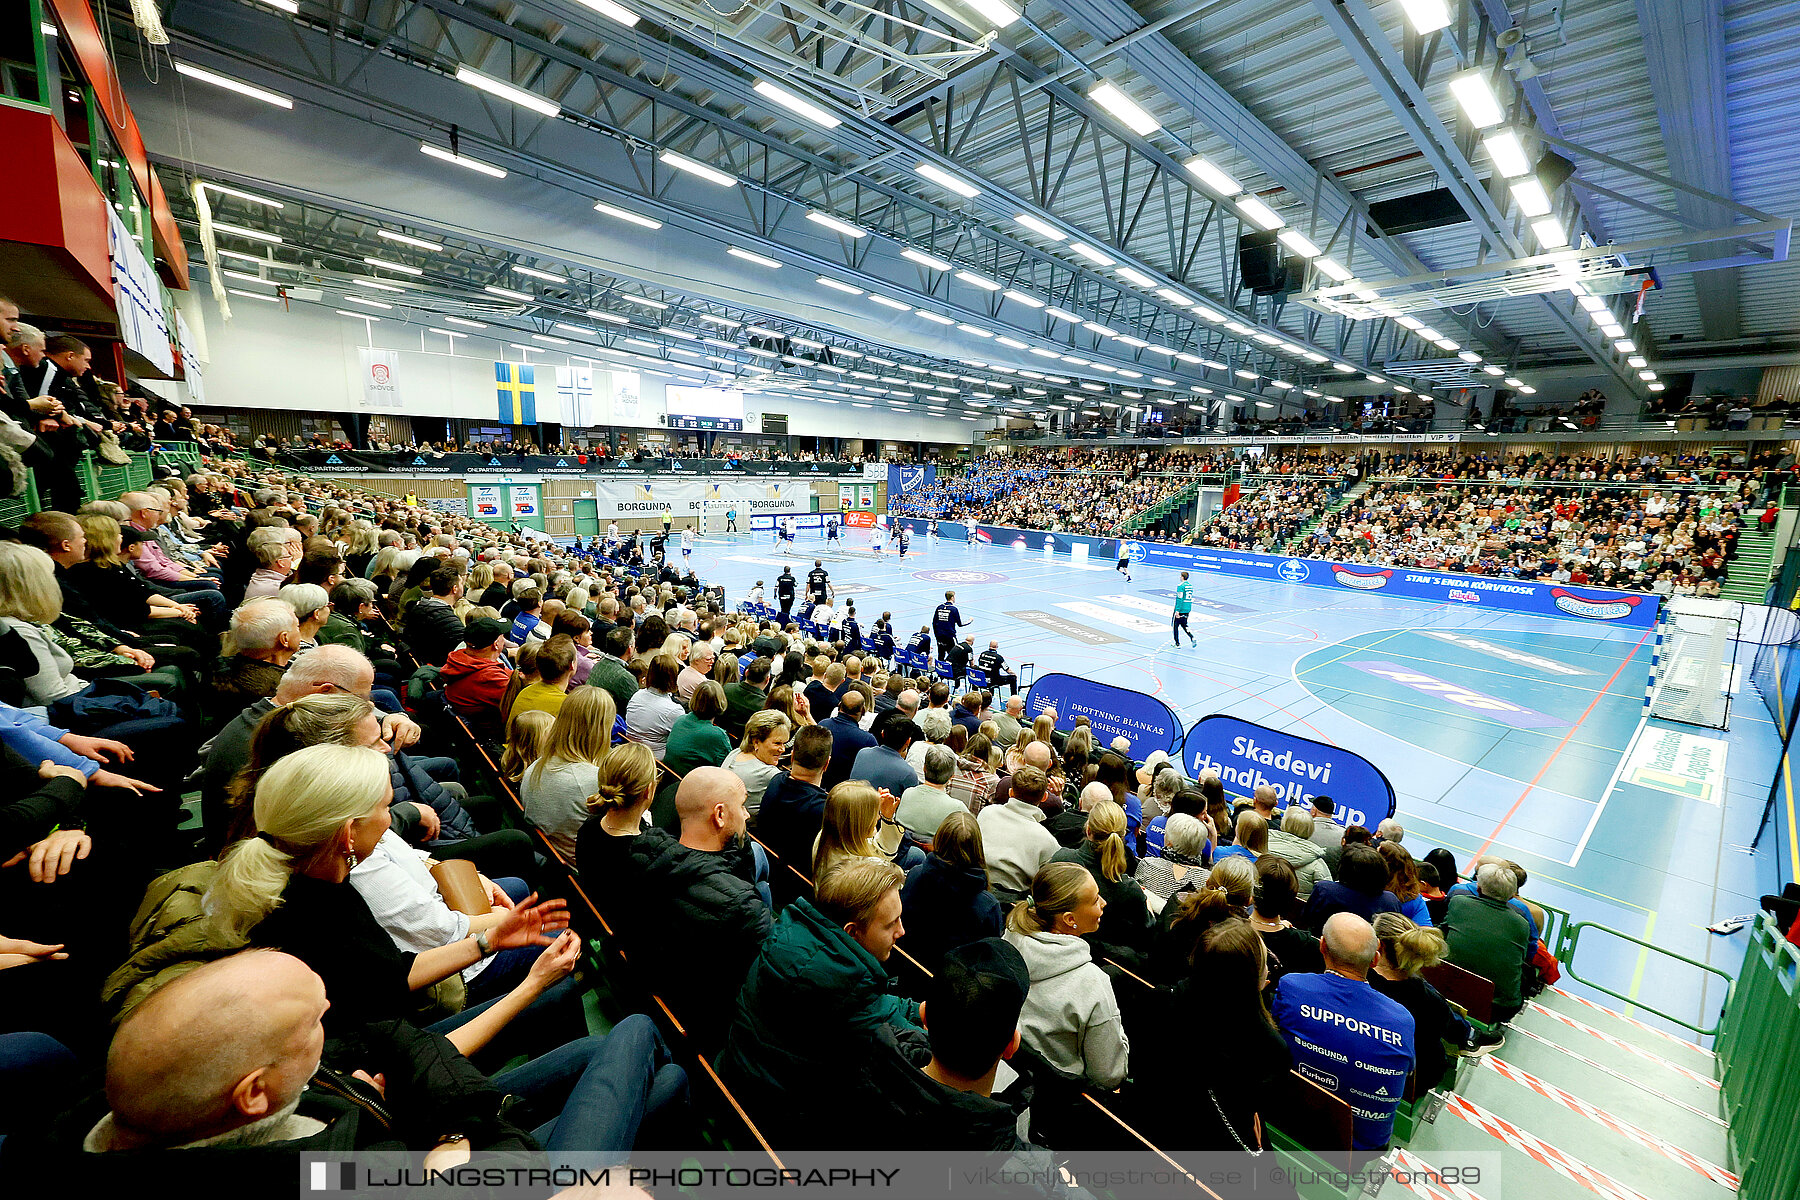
[1561, 922, 1735, 1037]
[1718, 913, 1800, 1200]
[0, 447, 169, 527]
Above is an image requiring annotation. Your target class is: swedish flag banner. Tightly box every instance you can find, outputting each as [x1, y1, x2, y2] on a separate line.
[495, 361, 536, 425]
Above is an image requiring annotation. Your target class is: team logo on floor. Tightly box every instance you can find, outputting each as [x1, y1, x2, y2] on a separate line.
[914, 570, 1008, 584]
[1277, 559, 1311, 583]
[1549, 588, 1643, 621]
[1330, 565, 1392, 590]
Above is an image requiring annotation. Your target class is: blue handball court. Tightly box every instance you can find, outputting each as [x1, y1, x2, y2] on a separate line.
[691, 522, 1795, 1044]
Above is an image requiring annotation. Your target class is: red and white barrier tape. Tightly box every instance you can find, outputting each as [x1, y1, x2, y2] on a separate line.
[1505, 1025, 1727, 1127]
[1545, 987, 1715, 1058]
[1445, 1094, 1651, 1200]
[1478, 1055, 1738, 1189]
[1524, 1000, 1720, 1088]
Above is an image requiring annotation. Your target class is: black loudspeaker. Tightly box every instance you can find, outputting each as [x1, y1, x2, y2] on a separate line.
[1239, 232, 1307, 295]
[1239, 231, 1282, 293]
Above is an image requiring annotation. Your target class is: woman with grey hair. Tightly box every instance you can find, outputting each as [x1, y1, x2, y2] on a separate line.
[276, 583, 332, 654]
[1136, 812, 1207, 902]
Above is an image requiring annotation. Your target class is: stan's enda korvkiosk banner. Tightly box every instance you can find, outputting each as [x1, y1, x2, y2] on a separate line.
[1025, 673, 1185, 758]
[1182, 713, 1397, 829]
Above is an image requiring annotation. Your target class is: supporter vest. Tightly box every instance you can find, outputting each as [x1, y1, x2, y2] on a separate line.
[1270, 972, 1415, 1150]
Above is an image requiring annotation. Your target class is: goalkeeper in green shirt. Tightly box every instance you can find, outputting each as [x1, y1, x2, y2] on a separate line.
[1172, 571, 1197, 647]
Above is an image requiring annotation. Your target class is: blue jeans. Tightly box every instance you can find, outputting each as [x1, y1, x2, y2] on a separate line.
[425, 974, 587, 1068]
[371, 687, 405, 715]
[748, 839, 772, 908]
[465, 878, 535, 1003]
[492, 1014, 688, 1167]
[0, 1033, 76, 1135]
[411, 755, 461, 784]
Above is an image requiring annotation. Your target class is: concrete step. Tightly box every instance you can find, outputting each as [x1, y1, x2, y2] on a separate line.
[1454, 1053, 1738, 1200]
[1532, 987, 1717, 1075]
[1492, 1026, 1730, 1167]
[1511, 1000, 1723, 1110]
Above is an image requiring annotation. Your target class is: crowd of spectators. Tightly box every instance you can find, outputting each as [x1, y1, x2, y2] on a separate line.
[0, 384, 1568, 1174]
[1196, 478, 1343, 553]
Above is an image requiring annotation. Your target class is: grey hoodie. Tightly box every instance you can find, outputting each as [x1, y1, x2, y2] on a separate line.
[1268, 828, 1331, 898]
[1002, 928, 1130, 1090]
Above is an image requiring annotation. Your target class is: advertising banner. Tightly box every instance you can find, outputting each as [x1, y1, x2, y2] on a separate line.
[843, 511, 876, 528]
[593, 480, 811, 521]
[273, 450, 862, 477]
[510, 486, 539, 521]
[1024, 673, 1185, 758]
[109, 207, 174, 375]
[1107, 542, 1660, 630]
[356, 347, 402, 411]
[1181, 714, 1396, 829]
[470, 486, 501, 519]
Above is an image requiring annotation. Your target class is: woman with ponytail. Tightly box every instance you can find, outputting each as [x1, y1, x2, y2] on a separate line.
[1050, 799, 1153, 960]
[1370, 912, 1475, 1089]
[1004, 862, 1129, 1090]
[573, 743, 658, 880]
[207, 743, 576, 1054]
[1149, 855, 1255, 983]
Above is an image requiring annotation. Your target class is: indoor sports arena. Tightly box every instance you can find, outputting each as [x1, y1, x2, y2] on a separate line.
[2, 1, 1797, 1196]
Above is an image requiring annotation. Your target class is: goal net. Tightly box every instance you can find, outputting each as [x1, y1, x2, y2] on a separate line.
[697, 498, 734, 536]
[1649, 596, 1742, 730]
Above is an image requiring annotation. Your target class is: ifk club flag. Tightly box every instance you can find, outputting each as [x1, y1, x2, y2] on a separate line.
[495, 361, 536, 425]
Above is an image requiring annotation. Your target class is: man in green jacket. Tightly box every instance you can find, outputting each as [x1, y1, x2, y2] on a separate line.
[722, 656, 771, 744]
[586, 626, 640, 715]
[717, 858, 918, 1146]
[1443, 862, 1534, 1024]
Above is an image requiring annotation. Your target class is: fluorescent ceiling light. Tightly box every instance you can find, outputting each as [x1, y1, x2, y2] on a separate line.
[200, 182, 283, 208]
[1511, 178, 1553, 217]
[1236, 197, 1284, 230]
[1532, 218, 1571, 249]
[816, 276, 864, 295]
[788, 335, 826, 349]
[1483, 365, 1505, 376]
[420, 143, 506, 178]
[619, 296, 669, 310]
[1089, 81, 1161, 135]
[753, 79, 840, 128]
[692, 314, 741, 328]
[955, 270, 1002, 291]
[903, 248, 954, 272]
[572, 0, 640, 26]
[1639, 369, 1657, 381]
[1627, 355, 1647, 368]
[1396, 315, 1424, 330]
[1002, 290, 1045, 308]
[1115, 267, 1157, 288]
[455, 66, 560, 117]
[1113, 334, 1150, 348]
[174, 62, 292, 108]
[914, 163, 980, 198]
[997, 336, 1029, 349]
[660, 151, 738, 187]
[1458, 350, 1483, 363]
[379, 229, 442, 251]
[1482, 130, 1531, 179]
[869, 294, 912, 311]
[1253, 331, 1282, 344]
[225, 288, 281, 302]
[1367, 374, 1387, 383]
[532, 334, 569, 345]
[1234, 369, 1258, 379]
[1578, 294, 1609, 312]
[658, 326, 699, 340]
[1399, 0, 1451, 33]
[957, 324, 994, 337]
[720, 246, 780, 272]
[1184, 156, 1242, 196]
[1156, 287, 1190, 304]
[584, 311, 628, 325]
[342, 294, 391, 309]
[1332, 362, 1356, 373]
[1224, 321, 1253, 335]
[1277, 230, 1321, 257]
[917, 311, 956, 325]
[334, 310, 378, 320]
[593, 200, 662, 230]
[1070, 242, 1115, 266]
[429, 328, 465, 338]
[1649, 382, 1665, 392]
[1433, 338, 1459, 351]
[483, 285, 533, 302]
[1044, 307, 1081, 324]
[1085, 323, 1118, 337]
[1062, 355, 1091, 366]
[1600, 322, 1626, 338]
[1174, 351, 1202, 364]
[556, 323, 597, 336]
[1449, 71, 1505, 128]
[1504, 377, 1525, 388]
[209, 222, 283, 247]
[216, 248, 274, 265]
[444, 316, 488, 329]
[1314, 258, 1354, 282]
[1014, 213, 1066, 241]
[806, 210, 868, 239]
[364, 256, 423, 276]
[351, 278, 406, 293]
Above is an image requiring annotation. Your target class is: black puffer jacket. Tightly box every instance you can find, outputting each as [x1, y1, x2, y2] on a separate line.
[403, 596, 465, 667]
[577, 823, 770, 1049]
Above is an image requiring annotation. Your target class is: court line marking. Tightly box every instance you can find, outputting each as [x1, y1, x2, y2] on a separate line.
[1472, 623, 1655, 863]
[1300, 679, 1639, 760]
[1568, 717, 1648, 867]
[1625, 910, 1659, 1021]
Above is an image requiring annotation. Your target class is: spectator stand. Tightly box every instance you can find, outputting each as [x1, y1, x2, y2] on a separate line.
[374, 613, 787, 1165]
